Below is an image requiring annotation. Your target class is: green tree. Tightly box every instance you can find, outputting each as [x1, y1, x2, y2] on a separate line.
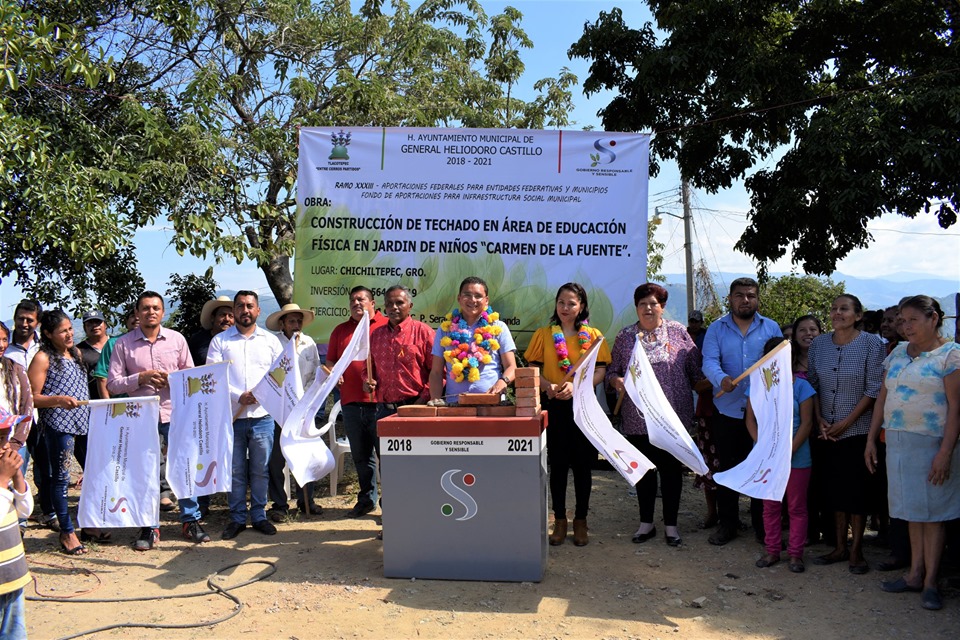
[3, 1, 577, 308]
[570, 1, 958, 276]
[646, 217, 665, 283]
[693, 259, 723, 324]
[165, 269, 218, 337]
[758, 274, 845, 329]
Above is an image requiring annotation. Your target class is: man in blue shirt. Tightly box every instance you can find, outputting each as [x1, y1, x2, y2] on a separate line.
[700, 277, 782, 545]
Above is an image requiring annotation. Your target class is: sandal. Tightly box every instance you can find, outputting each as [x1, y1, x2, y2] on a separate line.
[80, 529, 112, 543]
[59, 538, 88, 555]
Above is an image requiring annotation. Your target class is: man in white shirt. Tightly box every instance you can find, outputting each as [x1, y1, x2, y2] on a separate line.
[208, 291, 283, 539]
[264, 303, 323, 519]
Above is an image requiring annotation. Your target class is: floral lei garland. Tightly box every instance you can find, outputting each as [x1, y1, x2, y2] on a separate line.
[553, 323, 592, 373]
[439, 306, 502, 383]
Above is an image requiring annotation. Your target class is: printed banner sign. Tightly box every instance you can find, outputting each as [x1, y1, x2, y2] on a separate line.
[295, 127, 650, 348]
[624, 337, 709, 475]
[572, 338, 655, 485]
[252, 335, 304, 426]
[78, 397, 161, 529]
[280, 312, 370, 485]
[714, 343, 793, 501]
[167, 362, 234, 499]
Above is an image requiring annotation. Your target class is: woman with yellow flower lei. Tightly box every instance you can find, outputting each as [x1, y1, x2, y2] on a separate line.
[524, 283, 611, 547]
[429, 277, 517, 401]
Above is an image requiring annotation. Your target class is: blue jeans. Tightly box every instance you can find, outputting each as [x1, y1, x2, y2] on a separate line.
[158, 422, 201, 524]
[342, 403, 379, 508]
[229, 416, 274, 525]
[47, 430, 87, 534]
[0, 588, 26, 639]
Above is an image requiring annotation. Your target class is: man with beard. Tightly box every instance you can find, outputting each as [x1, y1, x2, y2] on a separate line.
[700, 277, 782, 546]
[108, 291, 207, 550]
[328, 287, 387, 519]
[208, 291, 282, 540]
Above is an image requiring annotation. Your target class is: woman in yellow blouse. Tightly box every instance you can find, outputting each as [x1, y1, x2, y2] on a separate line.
[525, 283, 611, 547]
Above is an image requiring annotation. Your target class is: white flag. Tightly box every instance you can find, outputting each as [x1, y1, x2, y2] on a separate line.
[623, 336, 709, 475]
[714, 342, 793, 501]
[572, 337, 655, 485]
[252, 335, 304, 425]
[78, 397, 161, 529]
[167, 362, 234, 499]
[280, 312, 370, 485]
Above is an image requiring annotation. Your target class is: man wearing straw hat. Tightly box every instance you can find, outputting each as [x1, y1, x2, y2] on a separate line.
[187, 296, 235, 367]
[327, 287, 387, 518]
[265, 303, 323, 520]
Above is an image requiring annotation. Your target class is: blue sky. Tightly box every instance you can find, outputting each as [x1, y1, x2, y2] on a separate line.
[2, 1, 957, 320]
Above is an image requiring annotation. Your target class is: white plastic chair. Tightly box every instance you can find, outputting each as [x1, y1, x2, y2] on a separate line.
[314, 401, 350, 496]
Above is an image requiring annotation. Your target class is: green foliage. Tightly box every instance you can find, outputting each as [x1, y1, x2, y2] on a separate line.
[646, 217, 665, 283]
[757, 274, 846, 330]
[570, 1, 959, 275]
[165, 268, 218, 336]
[693, 259, 723, 324]
[2, 0, 577, 309]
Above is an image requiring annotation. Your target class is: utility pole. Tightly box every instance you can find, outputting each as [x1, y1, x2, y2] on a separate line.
[681, 180, 694, 319]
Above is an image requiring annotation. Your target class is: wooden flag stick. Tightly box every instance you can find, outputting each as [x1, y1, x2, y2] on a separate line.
[715, 339, 789, 398]
[612, 333, 643, 415]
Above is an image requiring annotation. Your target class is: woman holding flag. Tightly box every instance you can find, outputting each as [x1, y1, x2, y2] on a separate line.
[26, 310, 94, 554]
[525, 283, 611, 547]
[607, 283, 705, 548]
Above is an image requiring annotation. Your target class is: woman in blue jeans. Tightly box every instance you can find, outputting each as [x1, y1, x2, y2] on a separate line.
[27, 310, 95, 554]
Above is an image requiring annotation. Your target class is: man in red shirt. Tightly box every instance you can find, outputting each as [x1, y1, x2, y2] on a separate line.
[364, 286, 434, 415]
[327, 287, 387, 518]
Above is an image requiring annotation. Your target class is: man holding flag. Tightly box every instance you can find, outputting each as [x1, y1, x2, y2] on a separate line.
[700, 277, 782, 546]
[264, 303, 323, 519]
[208, 291, 283, 540]
[107, 291, 206, 549]
[328, 287, 387, 518]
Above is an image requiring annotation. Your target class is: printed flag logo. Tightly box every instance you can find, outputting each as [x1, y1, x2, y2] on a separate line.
[195, 461, 219, 488]
[329, 130, 352, 160]
[440, 470, 478, 521]
[187, 373, 217, 396]
[762, 360, 781, 392]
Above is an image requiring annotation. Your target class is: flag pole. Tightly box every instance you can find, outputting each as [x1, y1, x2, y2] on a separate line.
[560, 336, 605, 383]
[612, 333, 643, 415]
[715, 339, 790, 398]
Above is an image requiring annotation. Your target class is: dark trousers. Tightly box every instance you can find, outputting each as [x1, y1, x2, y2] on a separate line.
[547, 398, 594, 521]
[268, 423, 315, 511]
[27, 426, 54, 516]
[343, 403, 379, 508]
[713, 413, 764, 537]
[627, 434, 682, 527]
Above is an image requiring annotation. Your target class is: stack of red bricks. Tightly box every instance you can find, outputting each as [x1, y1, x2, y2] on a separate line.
[514, 367, 541, 417]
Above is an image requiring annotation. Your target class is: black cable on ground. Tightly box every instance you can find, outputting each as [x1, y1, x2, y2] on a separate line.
[26, 559, 277, 639]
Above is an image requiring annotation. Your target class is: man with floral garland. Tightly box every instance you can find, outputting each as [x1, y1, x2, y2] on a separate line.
[428, 276, 518, 401]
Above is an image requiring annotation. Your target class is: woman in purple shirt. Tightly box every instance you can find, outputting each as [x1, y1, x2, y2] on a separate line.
[607, 283, 706, 547]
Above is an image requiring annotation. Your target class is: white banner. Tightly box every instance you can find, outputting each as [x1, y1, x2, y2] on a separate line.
[167, 362, 234, 499]
[78, 397, 161, 529]
[280, 312, 370, 485]
[572, 338, 655, 485]
[624, 336, 709, 475]
[295, 127, 650, 346]
[252, 334, 304, 425]
[714, 343, 793, 501]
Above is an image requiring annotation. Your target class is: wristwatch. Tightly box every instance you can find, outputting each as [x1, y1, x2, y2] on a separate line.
[500, 375, 511, 385]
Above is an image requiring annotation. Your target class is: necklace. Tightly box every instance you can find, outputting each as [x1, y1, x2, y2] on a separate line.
[439, 306, 502, 383]
[553, 323, 592, 373]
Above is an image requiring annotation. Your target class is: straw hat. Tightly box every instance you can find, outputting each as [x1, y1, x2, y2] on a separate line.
[200, 296, 234, 330]
[266, 303, 316, 331]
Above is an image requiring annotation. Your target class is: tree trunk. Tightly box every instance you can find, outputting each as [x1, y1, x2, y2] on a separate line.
[262, 253, 294, 306]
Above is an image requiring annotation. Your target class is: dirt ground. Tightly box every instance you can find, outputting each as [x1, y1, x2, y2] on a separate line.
[23, 457, 960, 640]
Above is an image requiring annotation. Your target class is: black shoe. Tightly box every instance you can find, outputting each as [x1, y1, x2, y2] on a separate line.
[221, 521, 246, 540]
[665, 534, 682, 547]
[921, 588, 943, 610]
[708, 527, 737, 546]
[183, 520, 211, 543]
[631, 527, 656, 543]
[267, 509, 288, 523]
[252, 519, 277, 535]
[877, 557, 909, 571]
[881, 578, 923, 593]
[298, 503, 324, 515]
[133, 527, 159, 551]
[344, 503, 375, 518]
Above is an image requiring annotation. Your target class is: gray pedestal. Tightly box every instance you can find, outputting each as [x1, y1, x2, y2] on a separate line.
[379, 413, 547, 582]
